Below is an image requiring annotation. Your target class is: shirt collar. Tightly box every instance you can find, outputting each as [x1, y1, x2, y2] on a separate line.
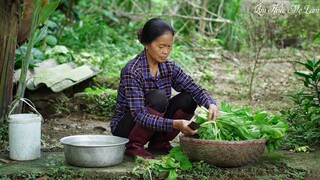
[139, 50, 165, 78]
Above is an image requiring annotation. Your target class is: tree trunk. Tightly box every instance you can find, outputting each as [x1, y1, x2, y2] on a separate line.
[0, 0, 21, 123]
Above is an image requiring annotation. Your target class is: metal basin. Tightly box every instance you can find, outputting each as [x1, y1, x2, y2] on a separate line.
[60, 135, 129, 167]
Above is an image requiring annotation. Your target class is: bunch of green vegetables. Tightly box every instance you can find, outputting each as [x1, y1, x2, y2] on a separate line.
[195, 102, 289, 152]
[133, 146, 192, 180]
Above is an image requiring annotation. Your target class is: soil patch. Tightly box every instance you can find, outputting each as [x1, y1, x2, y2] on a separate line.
[41, 113, 112, 152]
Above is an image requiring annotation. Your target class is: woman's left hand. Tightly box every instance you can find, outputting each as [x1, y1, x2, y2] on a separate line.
[208, 103, 220, 121]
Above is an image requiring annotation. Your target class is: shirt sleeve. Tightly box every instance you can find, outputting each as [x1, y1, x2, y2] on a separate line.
[123, 70, 174, 132]
[171, 63, 216, 108]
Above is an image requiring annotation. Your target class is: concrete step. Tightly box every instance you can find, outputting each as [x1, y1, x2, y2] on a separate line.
[0, 149, 319, 179]
[0, 151, 136, 179]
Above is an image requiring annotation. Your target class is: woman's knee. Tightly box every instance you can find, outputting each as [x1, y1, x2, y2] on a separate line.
[145, 89, 168, 113]
[173, 92, 197, 114]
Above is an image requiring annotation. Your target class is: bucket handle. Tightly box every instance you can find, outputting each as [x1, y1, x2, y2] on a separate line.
[8, 98, 43, 121]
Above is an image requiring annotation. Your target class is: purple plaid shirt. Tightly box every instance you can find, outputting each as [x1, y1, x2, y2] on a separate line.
[110, 50, 216, 132]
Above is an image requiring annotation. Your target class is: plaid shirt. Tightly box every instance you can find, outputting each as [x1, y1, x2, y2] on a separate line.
[110, 50, 216, 132]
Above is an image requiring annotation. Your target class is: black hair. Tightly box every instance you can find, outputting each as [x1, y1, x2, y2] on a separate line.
[137, 18, 174, 44]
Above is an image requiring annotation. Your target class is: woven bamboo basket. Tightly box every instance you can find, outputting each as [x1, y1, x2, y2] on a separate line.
[179, 135, 266, 167]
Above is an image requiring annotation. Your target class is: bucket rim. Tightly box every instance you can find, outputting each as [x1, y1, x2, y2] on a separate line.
[60, 135, 129, 147]
[8, 113, 42, 123]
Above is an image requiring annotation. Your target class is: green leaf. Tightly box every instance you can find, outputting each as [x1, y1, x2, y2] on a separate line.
[168, 146, 182, 155]
[38, 0, 60, 25]
[307, 59, 314, 67]
[279, 110, 287, 115]
[166, 169, 178, 180]
[261, 126, 285, 138]
[294, 71, 311, 79]
[195, 115, 207, 124]
[164, 158, 178, 168]
[313, 32, 320, 41]
[252, 112, 268, 122]
[47, 20, 58, 30]
[250, 129, 261, 139]
[267, 143, 275, 152]
[101, 10, 119, 23]
[168, 146, 192, 170]
[314, 59, 320, 67]
[312, 66, 320, 81]
[305, 62, 314, 71]
[296, 61, 307, 66]
[311, 115, 320, 122]
[32, 26, 47, 45]
[45, 35, 57, 46]
[46, 45, 69, 54]
[220, 102, 232, 112]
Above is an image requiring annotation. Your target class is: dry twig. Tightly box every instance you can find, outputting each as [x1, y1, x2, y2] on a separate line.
[0, 158, 9, 164]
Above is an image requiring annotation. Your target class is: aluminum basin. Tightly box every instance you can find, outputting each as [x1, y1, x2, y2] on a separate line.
[60, 135, 129, 167]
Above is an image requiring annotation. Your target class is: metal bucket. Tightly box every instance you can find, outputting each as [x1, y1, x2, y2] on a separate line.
[60, 135, 129, 167]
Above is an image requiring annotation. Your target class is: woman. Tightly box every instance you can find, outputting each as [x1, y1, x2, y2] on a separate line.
[110, 18, 220, 158]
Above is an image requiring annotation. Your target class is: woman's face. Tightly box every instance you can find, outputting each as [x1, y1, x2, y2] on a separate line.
[145, 31, 174, 63]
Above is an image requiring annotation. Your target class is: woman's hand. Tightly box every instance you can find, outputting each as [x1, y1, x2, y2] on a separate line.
[208, 103, 220, 121]
[173, 120, 196, 136]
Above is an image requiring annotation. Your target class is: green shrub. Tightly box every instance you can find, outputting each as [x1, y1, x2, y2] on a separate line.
[281, 58, 320, 147]
[0, 124, 8, 150]
[78, 87, 117, 117]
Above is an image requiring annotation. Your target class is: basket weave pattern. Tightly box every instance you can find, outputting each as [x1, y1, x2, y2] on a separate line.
[179, 135, 266, 167]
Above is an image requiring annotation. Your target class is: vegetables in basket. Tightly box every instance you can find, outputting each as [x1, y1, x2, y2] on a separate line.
[195, 102, 289, 152]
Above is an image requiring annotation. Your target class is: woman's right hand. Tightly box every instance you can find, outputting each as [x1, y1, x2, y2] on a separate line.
[173, 120, 196, 136]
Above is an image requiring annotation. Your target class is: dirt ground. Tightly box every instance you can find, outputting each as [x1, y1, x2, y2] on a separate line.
[41, 113, 112, 151]
[39, 48, 319, 152]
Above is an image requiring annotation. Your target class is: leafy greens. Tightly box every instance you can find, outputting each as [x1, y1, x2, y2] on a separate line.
[195, 102, 289, 152]
[133, 146, 192, 180]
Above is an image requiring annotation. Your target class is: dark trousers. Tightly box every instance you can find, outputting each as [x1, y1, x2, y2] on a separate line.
[112, 90, 197, 138]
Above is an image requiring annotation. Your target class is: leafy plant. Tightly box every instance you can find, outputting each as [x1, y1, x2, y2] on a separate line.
[133, 146, 192, 180]
[45, 154, 84, 179]
[314, 32, 320, 41]
[217, 0, 244, 51]
[0, 124, 8, 150]
[78, 87, 117, 117]
[195, 102, 289, 152]
[15, 0, 60, 110]
[84, 87, 108, 94]
[281, 58, 320, 147]
[14, 7, 50, 69]
[44, 45, 74, 64]
[294, 58, 320, 105]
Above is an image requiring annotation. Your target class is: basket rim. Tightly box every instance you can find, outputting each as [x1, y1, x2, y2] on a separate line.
[180, 135, 267, 146]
